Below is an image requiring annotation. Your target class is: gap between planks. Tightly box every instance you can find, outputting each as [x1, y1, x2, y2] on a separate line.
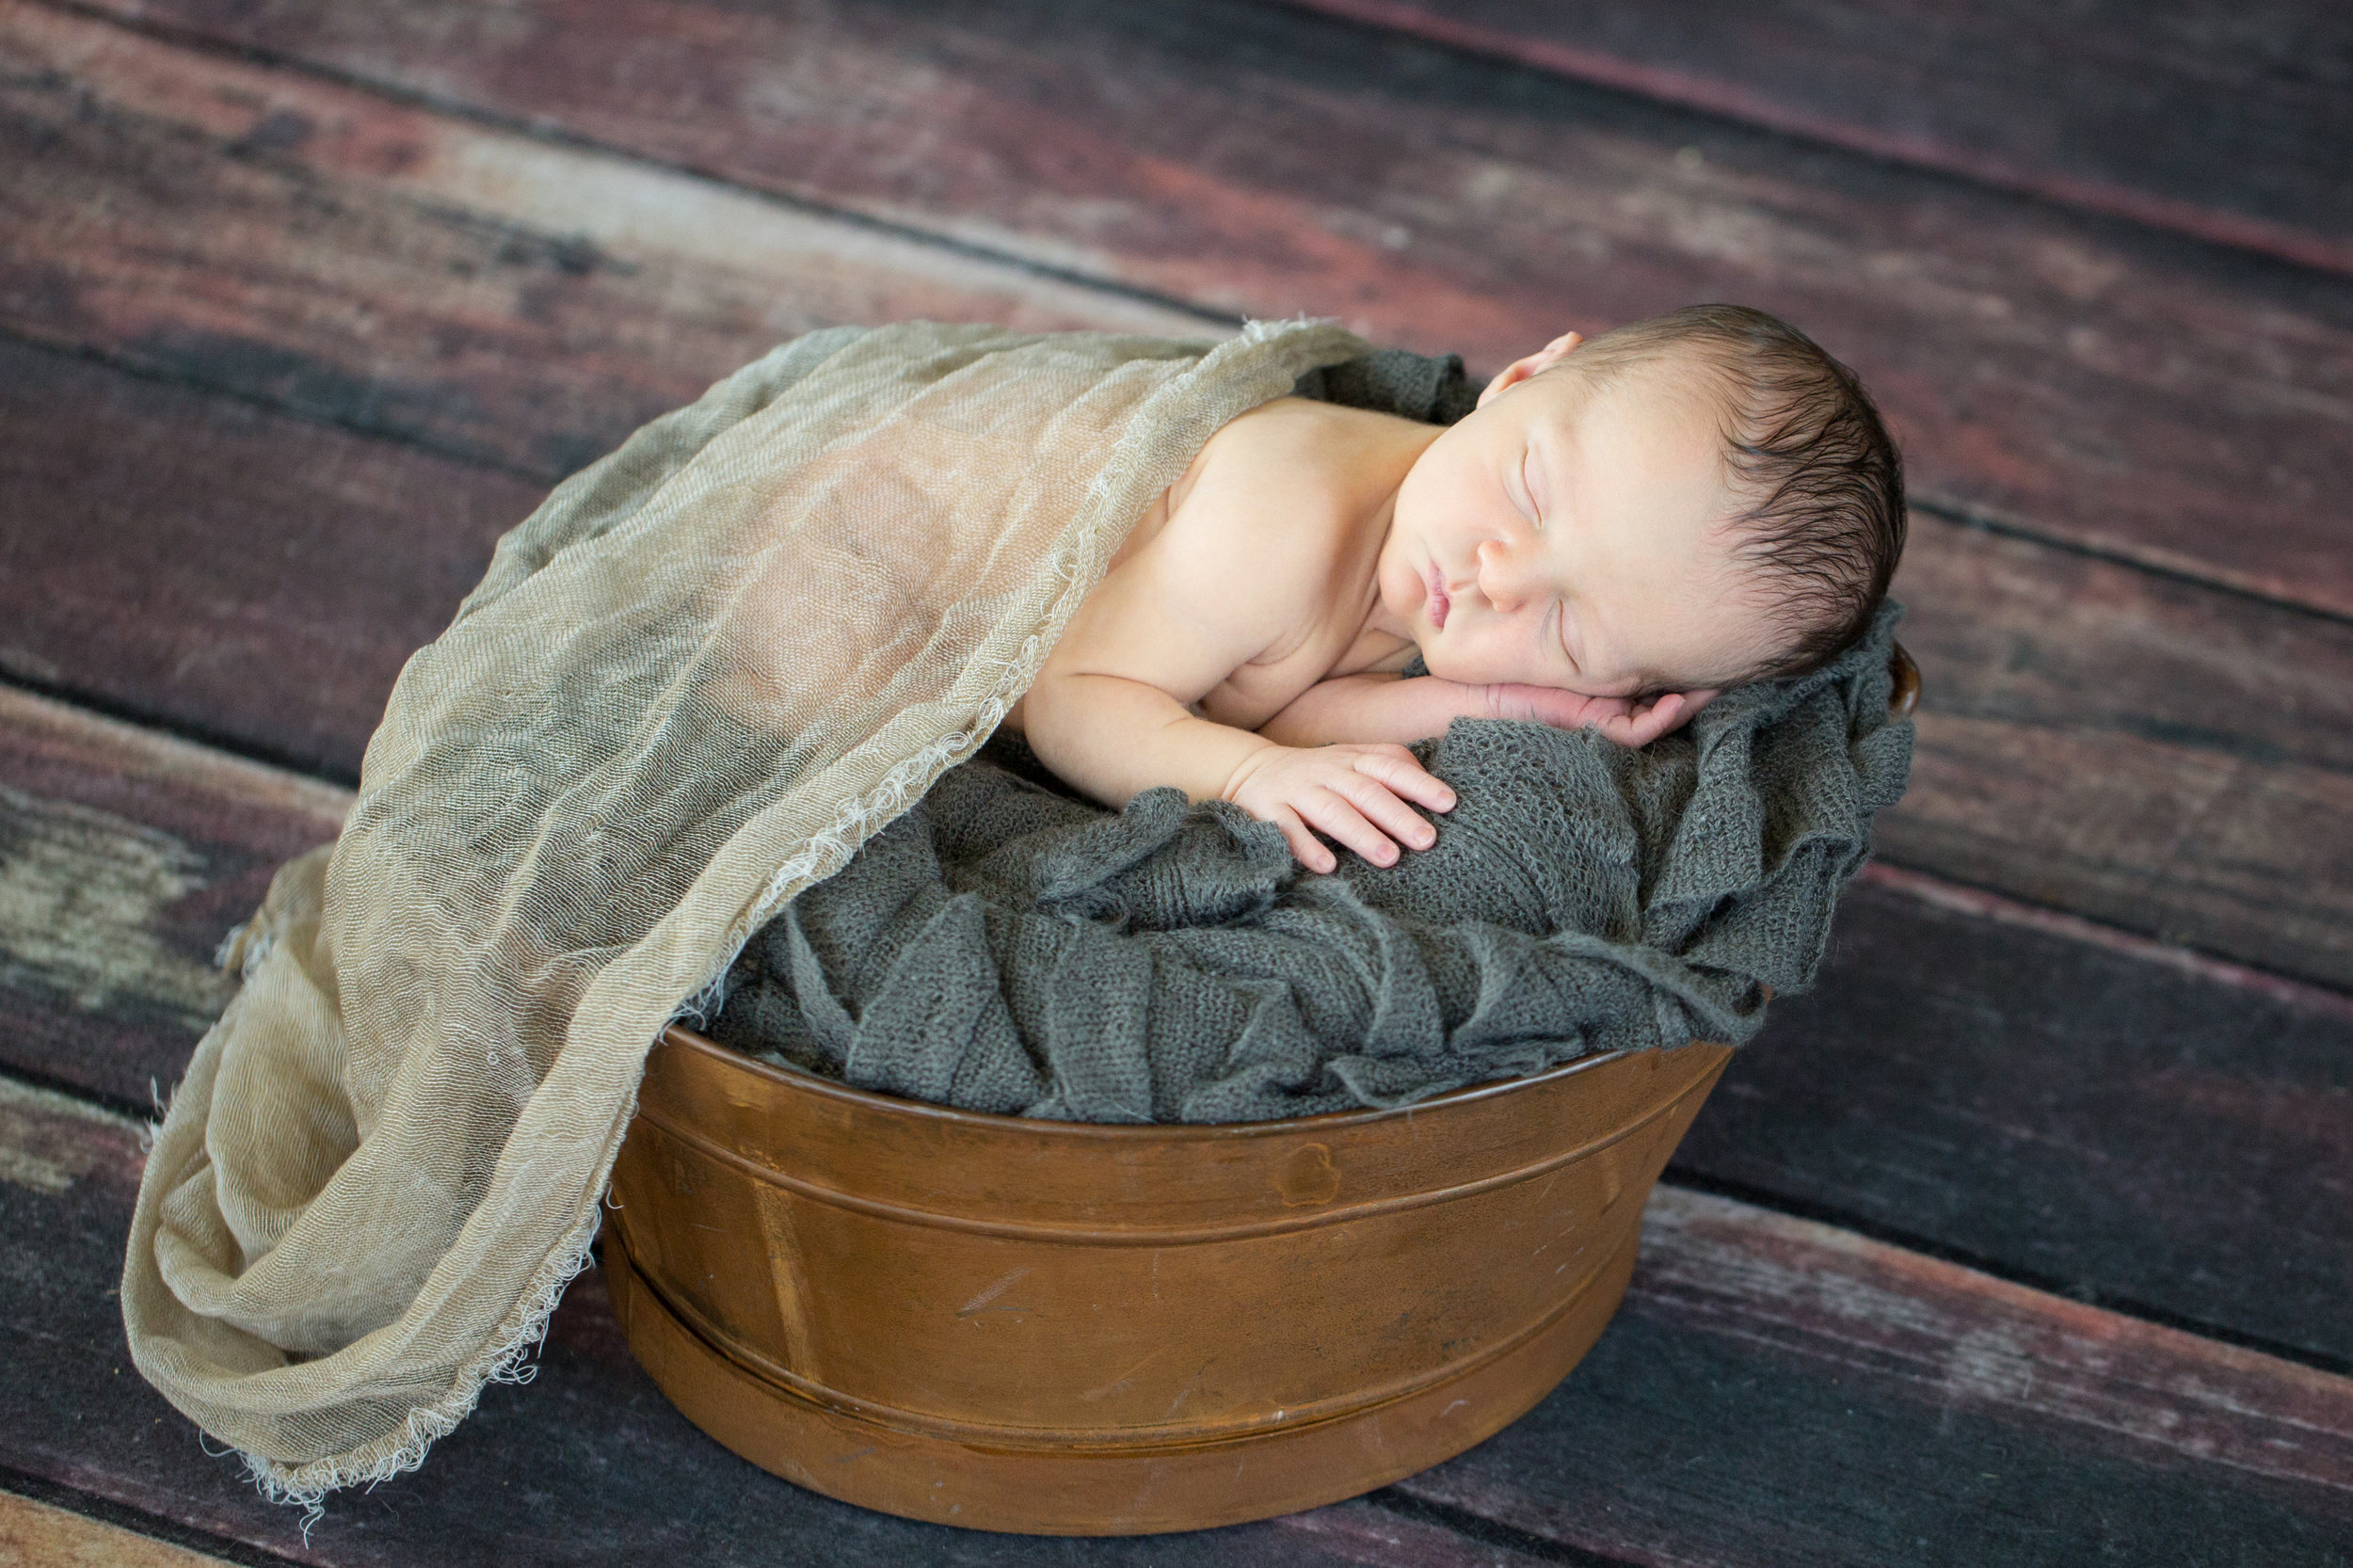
[41, 0, 1250, 334]
[0, 0, 1225, 481]
[1860, 863, 2353, 1025]
[1644, 1185, 2353, 1500]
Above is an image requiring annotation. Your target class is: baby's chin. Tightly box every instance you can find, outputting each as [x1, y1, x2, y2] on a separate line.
[1413, 648, 1491, 685]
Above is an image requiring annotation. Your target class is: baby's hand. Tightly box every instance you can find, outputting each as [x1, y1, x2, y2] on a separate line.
[1224, 744, 1457, 875]
[1485, 683, 1718, 748]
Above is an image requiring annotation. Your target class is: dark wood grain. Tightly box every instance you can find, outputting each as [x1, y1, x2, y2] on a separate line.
[1274, 0, 2353, 276]
[0, 687, 346, 1112]
[1678, 870, 2353, 1370]
[1395, 1185, 2353, 1566]
[62, 0, 2353, 616]
[5, 1073, 2345, 1565]
[0, 1, 1217, 481]
[0, 339, 538, 780]
[1888, 514, 2353, 987]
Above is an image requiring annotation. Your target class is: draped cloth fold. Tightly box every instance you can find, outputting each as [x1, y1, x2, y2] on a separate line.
[120, 319, 1369, 1500]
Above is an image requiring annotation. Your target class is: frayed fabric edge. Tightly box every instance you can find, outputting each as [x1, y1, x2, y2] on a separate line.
[232, 1178, 607, 1530]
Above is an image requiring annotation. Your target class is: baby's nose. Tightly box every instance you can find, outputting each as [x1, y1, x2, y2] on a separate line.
[1475, 538, 1535, 612]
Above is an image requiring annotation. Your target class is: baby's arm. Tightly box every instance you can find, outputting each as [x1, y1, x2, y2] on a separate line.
[1022, 669, 1273, 809]
[1261, 673, 1709, 749]
[1019, 492, 1453, 873]
[1030, 671, 1452, 872]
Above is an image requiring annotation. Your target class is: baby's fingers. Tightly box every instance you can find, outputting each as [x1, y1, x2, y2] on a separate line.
[1269, 805, 1339, 876]
[1348, 744, 1457, 814]
[1287, 789, 1402, 869]
[1597, 693, 1681, 747]
[1601, 689, 1715, 748]
[1331, 775, 1442, 856]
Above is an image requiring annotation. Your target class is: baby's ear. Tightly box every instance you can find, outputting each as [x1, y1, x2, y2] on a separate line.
[1477, 331, 1586, 408]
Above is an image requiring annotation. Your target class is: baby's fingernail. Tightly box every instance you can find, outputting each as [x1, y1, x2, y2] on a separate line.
[1415, 830, 1435, 847]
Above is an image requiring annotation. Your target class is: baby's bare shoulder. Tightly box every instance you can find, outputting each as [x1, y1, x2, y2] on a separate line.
[1204, 394, 1378, 467]
[1170, 399, 1369, 553]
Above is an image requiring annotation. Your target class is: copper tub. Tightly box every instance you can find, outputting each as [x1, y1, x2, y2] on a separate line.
[600, 648, 1918, 1534]
[604, 1032, 1733, 1534]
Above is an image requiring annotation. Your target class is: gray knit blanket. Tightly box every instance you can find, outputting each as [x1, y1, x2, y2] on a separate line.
[708, 352, 1913, 1122]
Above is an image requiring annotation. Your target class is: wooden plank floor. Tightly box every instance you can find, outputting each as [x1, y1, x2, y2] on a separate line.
[1276, 0, 2353, 274]
[2, 0, 2347, 1561]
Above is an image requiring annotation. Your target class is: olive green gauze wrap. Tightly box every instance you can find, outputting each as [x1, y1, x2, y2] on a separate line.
[119, 319, 1372, 1504]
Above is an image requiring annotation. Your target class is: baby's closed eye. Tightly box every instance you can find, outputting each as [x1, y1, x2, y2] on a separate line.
[1516, 448, 1545, 526]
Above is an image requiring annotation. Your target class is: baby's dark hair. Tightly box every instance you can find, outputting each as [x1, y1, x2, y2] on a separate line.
[1556, 303, 1905, 680]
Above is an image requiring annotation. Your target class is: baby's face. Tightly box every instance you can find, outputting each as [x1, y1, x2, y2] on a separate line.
[1378, 357, 1776, 697]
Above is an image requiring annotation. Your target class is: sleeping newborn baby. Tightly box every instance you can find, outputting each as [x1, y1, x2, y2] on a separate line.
[1004, 303, 1905, 873]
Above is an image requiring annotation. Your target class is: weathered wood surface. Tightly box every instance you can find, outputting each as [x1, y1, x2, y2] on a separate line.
[1275, 0, 2353, 275]
[6, 686, 2346, 1377]
[1402, 1187, 2353, 1564]
[3, 1070, 2346, 1564]
[0, 1489, 241, 1568]
[0, 0, 1217, 482]
[0, 687, 345, 1112]
[9, 323, 2349, 987]
[0, 339, 536, 781]
[1681, 867, 2353, 1370]
[52, 0, 2353, 616]
[1885, 516, 2353, 987]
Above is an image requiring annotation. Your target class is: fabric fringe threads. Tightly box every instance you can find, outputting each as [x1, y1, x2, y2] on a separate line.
[235, 1173, 607, 1533]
